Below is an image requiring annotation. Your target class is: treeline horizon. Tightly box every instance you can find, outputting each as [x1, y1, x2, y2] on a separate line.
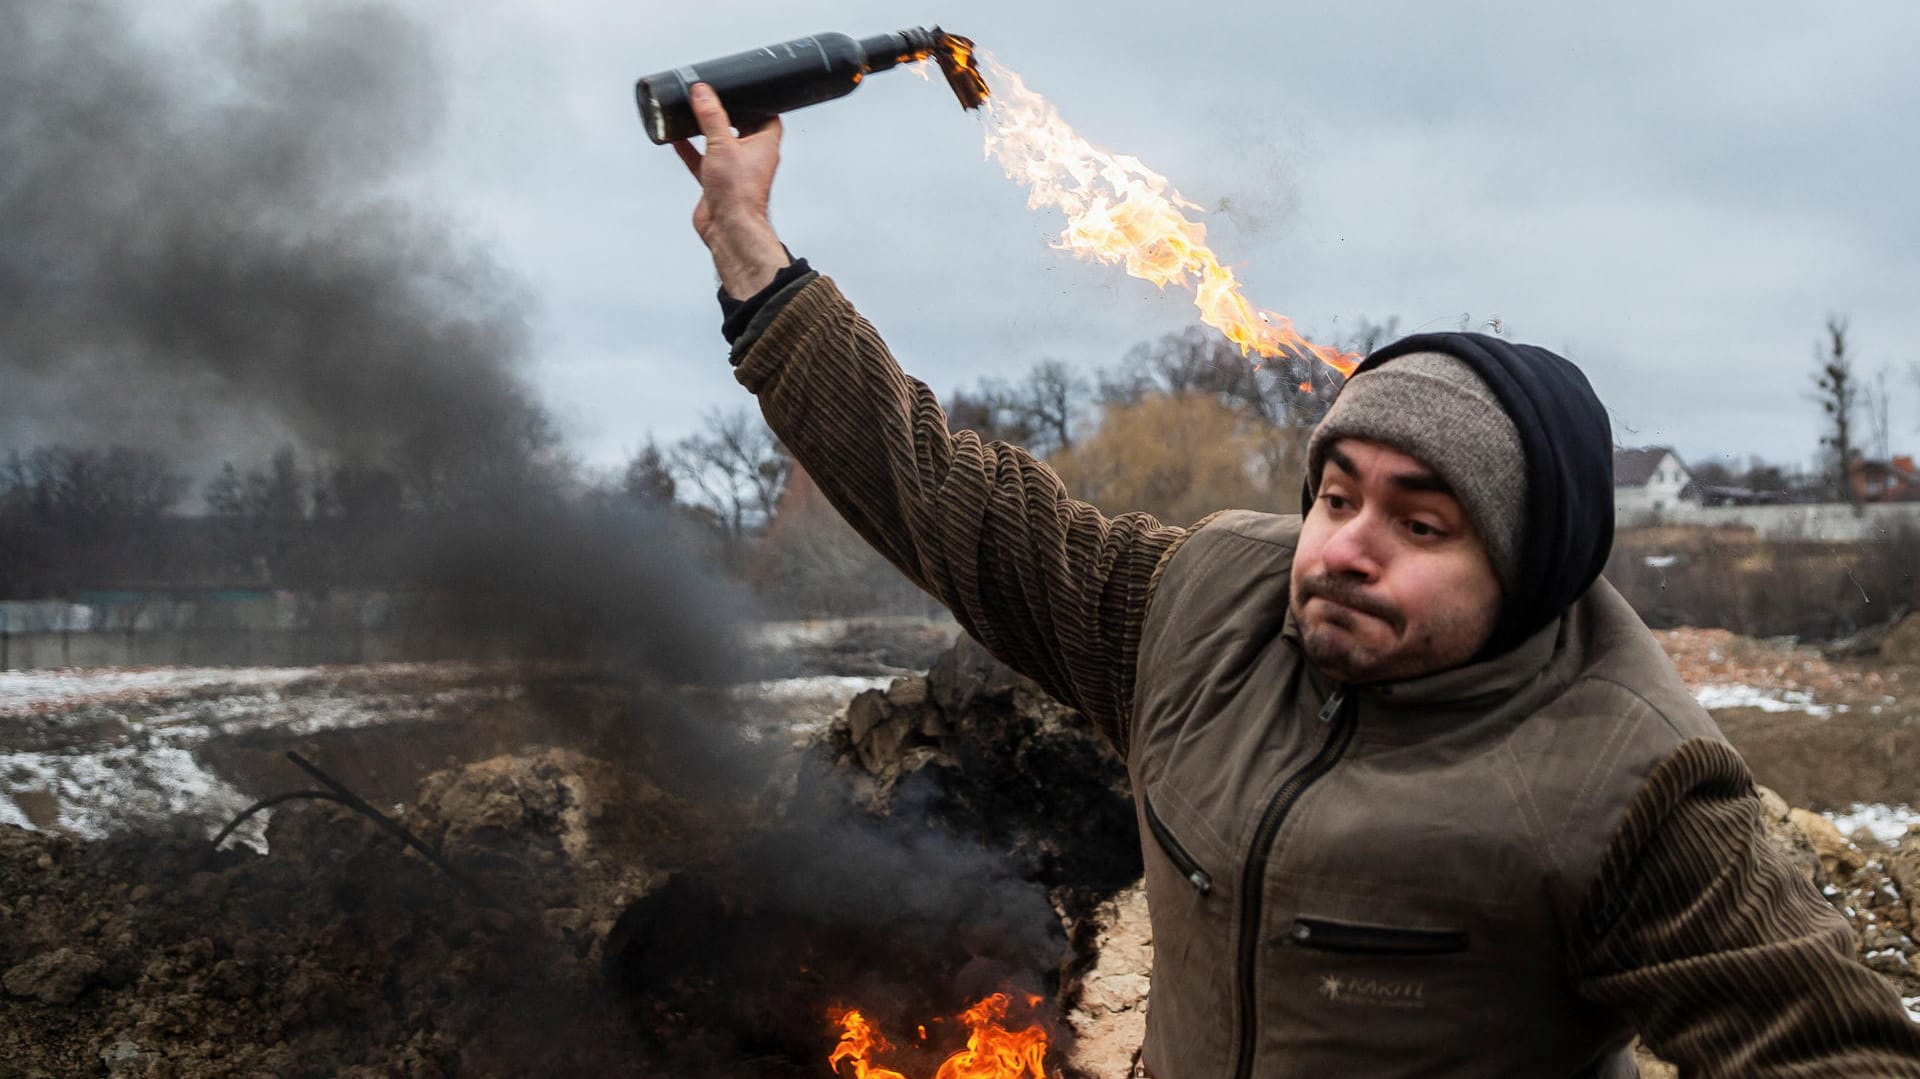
[1, 317, 1897, 631]
[0, 320, 1352, 604]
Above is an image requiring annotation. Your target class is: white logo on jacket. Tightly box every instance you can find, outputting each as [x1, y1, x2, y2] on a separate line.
[1318, 973, 1426, 1009]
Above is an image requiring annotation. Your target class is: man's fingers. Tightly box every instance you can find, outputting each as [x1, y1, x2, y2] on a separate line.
[687, 83, 734, 144]
[738, 114, 783, 144]
[671, 138, 703, 180]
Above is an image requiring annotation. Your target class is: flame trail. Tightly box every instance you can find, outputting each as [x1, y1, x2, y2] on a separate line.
[975, 56, 1359, 377]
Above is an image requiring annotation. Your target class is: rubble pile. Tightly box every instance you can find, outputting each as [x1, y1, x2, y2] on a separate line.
[1636, 789, 1920, 1074]
[827, 634, 1141, 913]
[1650, 625, 1920, 812]
[823, 635, 1147, 1074]
[1758, 790, 1920, 1001]
[1056, 884, 1152, 1078]
[1654, 626, 1908, 702]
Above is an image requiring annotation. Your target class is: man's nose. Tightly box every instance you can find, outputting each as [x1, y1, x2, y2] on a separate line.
[1321, 514, 1384, 580]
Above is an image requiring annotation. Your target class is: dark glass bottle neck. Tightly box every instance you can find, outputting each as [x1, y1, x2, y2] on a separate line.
[857, 27, 937, 72]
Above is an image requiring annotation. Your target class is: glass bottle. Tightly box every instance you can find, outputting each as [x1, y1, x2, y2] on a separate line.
[636, 28, 946, 144]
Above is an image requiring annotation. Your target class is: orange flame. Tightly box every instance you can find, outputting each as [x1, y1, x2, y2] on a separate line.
[976, 56, 1358, 378]
[829, 1010, 908, 1079]
[828, 993, 1048, 1079]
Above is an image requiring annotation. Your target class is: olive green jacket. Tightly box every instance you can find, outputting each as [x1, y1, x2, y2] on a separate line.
[732, 273, 1920, 1077]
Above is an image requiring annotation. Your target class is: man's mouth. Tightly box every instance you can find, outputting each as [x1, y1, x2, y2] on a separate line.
[1298, 576, 1404, 634]
[1310, 597, 1383, 633]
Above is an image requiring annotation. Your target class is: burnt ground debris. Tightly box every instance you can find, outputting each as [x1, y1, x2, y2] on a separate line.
[5, 623, 1920, 1075]
[0, 628, 1138, 1077]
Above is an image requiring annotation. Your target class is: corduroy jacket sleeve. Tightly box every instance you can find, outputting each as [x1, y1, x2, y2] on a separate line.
[731, 274, 1191, 749]
[1572, 737, 1920, 1076]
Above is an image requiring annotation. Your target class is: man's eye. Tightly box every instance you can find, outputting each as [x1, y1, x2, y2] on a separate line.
[1405, 519, 1445, 539]
[1322, 493, 1351, 511]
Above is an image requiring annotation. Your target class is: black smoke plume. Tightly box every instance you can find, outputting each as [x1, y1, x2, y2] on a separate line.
[2, 6, 1084, 1067]
[1, 0, 542, 483]
[0, 0, 749, 671]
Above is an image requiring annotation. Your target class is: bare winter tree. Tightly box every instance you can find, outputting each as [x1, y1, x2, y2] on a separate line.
[1743, 458, 1795, 497]
[946, 380, 1037, 448]
[1812, 316, 1859, 505]
[1018, 359, 1088, 456]
[1099, 326, 1296, 423]
[0, 446, 188, 595]
[1863, 365, 1893, 463]
[671, 408, 791, 553]
[310, 460, 406, 587]
[1340, 315, 1402, 358]
[1689, 458, 1738, 487]
[201, 447, 318, 586]
[622, 440, 677, 505]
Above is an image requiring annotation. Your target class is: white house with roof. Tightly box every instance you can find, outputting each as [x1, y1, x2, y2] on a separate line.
[1614, 447, 1692, 526]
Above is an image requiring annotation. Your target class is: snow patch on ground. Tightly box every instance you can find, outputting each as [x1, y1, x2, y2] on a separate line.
[1826, 803, 1920, 846]
[730, 675, 894, 704]
[0, 666, 322, 716]
[744, 615, 953, 650]
[137, 692, 447, 742]
[1905, 996, 1920, 1024]
[0, 742, 258, 842]
[5, 653, 896, 842]
[729, 675, 893, 744]
[2, 669, 508, 847]
[1692, 683, 1833, 717]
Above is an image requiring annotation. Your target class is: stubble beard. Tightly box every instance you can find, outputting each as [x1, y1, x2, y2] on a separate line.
[1297, 603, 1394, 683]
[1292, 574, 1404, 683]
[1292, 573, 1485, 684]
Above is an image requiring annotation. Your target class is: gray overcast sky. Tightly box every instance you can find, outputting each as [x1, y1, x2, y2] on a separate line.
[187, 1, 1920, 474]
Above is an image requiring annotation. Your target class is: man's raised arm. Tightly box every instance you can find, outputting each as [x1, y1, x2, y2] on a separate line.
[669, 84, 1194, 749]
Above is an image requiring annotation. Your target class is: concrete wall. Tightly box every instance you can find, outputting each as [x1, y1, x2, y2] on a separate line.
[1617, 501, 1920, 540]
[0, 627, 524, 672]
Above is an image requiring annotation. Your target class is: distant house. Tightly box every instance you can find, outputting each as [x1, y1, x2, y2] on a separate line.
[1614, 446, 1693, 522]
[1848, 454, 1920, 503]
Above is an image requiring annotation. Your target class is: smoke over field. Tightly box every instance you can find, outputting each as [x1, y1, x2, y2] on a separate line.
[0, 0, 545, 485]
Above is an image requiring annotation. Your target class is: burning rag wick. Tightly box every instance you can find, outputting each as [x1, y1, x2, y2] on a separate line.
[829, 993, 1048, 1079]
[966, 53, 1358, 378]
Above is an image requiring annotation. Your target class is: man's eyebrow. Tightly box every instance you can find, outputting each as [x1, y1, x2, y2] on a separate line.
[1391, 468, 1453, 496]
[1324, 443, 1454, 497]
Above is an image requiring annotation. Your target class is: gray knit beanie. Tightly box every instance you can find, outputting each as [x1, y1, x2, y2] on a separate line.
[1305, 352, 1529, 593]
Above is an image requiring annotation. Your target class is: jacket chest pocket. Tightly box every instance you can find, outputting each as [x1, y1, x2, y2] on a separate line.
[1142, 793, 1214, 895]
[1267, 906, 1507, 1066]
[1135, 789, 1235, 1063]
[1286, 916, 1468, 957]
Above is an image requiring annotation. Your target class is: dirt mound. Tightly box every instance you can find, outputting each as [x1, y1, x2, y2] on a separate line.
[1880, 615, 1920, 667]
[0, 748, 696, 1078]
[12, 631, 1912, 1078]
[0, 636, 1141, 1077]
[1654, 626, 1905, 700]
[1649, 626, 1920, 811]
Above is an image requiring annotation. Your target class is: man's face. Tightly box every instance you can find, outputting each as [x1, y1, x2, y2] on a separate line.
[1290, 438, 1502, 684]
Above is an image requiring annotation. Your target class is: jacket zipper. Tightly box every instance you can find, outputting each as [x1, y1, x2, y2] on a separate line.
[1286, 916, 1468, 956]
[1230, 685, 1357, 1079]
[1141, 794, 1213, 895]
